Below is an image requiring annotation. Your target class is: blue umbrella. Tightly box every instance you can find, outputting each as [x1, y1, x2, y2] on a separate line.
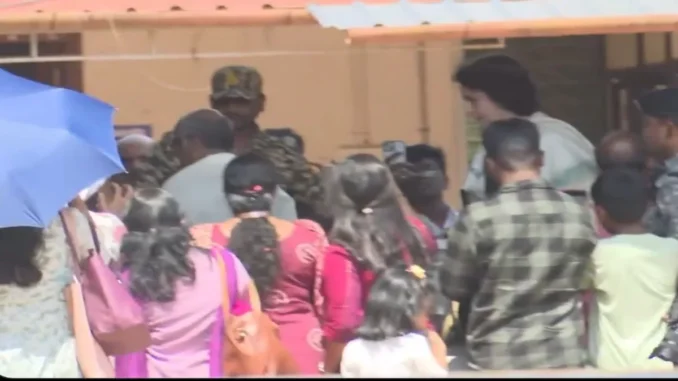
[0, 69, 125, 228]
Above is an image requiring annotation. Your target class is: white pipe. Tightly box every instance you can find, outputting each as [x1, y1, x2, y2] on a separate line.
[0, 50, 337, 64]
[28, 33, 38, 58]
[0, 44, 469, 64]
[462, 38, 506, 50]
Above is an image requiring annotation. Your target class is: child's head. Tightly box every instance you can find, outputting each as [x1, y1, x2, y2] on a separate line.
[591, 168, 650, 234]
[355, 265, 434, 341]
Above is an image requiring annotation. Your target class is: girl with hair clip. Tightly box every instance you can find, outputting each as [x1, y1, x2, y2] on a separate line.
[114, 188, 252, 378]
[320, 153, 438, 374]
[190, 152, 328, 375]
[341, 266, 448, 377]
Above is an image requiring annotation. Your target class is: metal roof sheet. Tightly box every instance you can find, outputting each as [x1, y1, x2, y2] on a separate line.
[307, 0, 678, 30]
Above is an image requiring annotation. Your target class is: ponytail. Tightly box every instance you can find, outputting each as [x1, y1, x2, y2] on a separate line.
[121, 225, 194, 303]
[227, 217, 281, 298]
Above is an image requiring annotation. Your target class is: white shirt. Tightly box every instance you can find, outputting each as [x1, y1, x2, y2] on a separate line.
[341, 333, 448, 377]
[162, 152, 297, 225]
[463, 112, 598, 196]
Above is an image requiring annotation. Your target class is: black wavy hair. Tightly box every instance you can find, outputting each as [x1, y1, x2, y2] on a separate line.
[325, 153, 427, 272]
[454, 54, 539, 117]
[0, 227, 45, 287]
[591, 168, 649, 224]
[223, 152, 281, 298]
[356, 265, 434, 341]
[390, 144, 448, 205]
[121, 188, 196, 303]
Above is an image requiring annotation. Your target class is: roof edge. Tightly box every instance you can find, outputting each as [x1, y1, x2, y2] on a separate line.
[346, 14, 678, 44]
[0, 10, 315, 34]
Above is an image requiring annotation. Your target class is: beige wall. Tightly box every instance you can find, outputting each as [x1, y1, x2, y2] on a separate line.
[81, 25, 467, 207]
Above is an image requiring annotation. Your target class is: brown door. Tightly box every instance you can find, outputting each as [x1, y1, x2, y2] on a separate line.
[609, 64, 678, 132]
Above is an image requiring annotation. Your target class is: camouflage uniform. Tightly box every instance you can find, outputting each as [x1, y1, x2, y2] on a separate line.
[645, 156, 678, 239]
[638, 89, 678, 239]
[136, 66, 327, 223]
[210, 65, 264, 101]
[638, 88, 678, 352]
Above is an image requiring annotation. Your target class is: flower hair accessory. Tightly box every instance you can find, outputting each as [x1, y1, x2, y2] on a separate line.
[407, 265, 426, 280]
[361, 208, 373, 215]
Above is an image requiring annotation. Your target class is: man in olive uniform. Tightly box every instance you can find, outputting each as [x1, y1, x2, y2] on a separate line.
[209, 66, 326, 224]
[639, 88, 678, 239]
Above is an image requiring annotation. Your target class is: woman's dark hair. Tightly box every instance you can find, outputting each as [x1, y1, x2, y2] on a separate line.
[454, 54, 538, 116]
[223, 153, 281, 298]
[356, 265, 434, 341]
[326, 153, 427, 272]
[121, 188, 195, 303]
[0, 227, 45, 287]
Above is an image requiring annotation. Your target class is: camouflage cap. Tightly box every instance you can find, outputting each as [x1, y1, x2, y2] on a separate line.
[210, 65, 263, 101]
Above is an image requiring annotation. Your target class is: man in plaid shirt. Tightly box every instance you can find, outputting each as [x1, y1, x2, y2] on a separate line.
[441, 118, 597, 370]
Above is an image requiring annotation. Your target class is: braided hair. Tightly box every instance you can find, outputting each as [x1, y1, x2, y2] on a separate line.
[223, 153, 281, 297]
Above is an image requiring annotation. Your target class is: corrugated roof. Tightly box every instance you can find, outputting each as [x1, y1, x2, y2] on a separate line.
[308, 0, 678, 30]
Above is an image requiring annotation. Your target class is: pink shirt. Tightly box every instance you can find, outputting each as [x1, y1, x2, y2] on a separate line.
[116, 248, 250, 378]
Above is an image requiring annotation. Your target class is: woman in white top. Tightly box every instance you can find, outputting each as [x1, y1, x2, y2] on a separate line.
[454, 54, 598, 199]
[340, 266, 448, 377]
[0, 202, 119, 378]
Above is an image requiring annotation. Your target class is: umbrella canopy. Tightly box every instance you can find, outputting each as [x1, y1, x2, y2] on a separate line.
[0, 69, 124, 228]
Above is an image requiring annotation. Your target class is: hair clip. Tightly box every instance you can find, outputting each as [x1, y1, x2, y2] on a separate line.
[407, 265, 426, 280]
[361, 207, 373, 215]
[149, 228, 157, 234]
[251, 185, 263, 192]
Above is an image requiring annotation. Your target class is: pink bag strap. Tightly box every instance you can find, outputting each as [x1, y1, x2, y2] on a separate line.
[60, 208, 104, 278]
[60, 210, 86, 281]
[211, 224, 238, 312]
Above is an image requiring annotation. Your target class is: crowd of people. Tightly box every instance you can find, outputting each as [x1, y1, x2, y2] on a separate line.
[3, 54, 678, 378]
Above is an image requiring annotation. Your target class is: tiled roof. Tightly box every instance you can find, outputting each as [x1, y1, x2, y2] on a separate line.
[1, 0, 677, 43]
[0, 0, 365, 13]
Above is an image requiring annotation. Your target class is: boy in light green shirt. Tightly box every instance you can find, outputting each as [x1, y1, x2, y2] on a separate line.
[585, 169, 678, 370]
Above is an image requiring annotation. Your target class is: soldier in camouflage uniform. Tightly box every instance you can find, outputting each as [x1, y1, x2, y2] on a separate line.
[639, 88, 678, 239]
[638, 88, 678, 365]
[135, 66, 327, 226]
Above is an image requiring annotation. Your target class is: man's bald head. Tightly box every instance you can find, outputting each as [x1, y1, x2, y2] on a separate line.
[595, 130, 646, 172]
[118, 134, 155, 172]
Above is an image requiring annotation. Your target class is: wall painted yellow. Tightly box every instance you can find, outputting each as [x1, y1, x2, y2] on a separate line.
[81, 25, 467, 207]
